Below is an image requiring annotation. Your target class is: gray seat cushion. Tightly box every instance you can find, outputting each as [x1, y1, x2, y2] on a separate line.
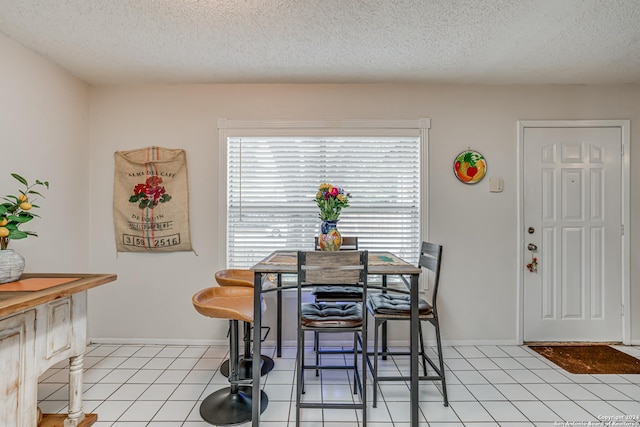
[367, 293, 432, 316]
[301, 302, 363, 328]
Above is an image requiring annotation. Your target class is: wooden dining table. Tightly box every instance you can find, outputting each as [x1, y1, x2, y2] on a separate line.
[250, 250, 423, 427]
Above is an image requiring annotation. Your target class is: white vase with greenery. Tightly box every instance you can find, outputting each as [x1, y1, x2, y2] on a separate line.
[0, 173, 49, 283]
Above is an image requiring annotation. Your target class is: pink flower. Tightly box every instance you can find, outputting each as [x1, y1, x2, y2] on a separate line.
[330, 187, 339, 197]
[146, 176, 163, 187]
[147, 185, 166, 202]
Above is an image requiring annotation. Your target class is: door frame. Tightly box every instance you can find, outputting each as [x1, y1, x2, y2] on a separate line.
[516, 120, 631, 345]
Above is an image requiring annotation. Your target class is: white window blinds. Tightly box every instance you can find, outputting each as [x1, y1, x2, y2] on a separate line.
[226, 136, 422, 268]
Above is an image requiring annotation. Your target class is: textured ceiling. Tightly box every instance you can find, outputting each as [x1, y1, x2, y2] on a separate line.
[0, 0, 639, 85]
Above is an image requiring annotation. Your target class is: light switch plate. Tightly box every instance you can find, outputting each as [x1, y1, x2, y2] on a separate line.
[489, 177, 503, 192]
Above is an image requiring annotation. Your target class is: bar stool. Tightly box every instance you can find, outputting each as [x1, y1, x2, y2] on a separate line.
[192, 286, 268, 425]
[215, 269, 275, 378]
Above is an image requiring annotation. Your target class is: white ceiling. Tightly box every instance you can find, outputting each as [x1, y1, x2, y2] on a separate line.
[1, 0, 639, 85]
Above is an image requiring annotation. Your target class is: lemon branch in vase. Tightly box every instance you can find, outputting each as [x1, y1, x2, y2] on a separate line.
[0, 173, 49, 250]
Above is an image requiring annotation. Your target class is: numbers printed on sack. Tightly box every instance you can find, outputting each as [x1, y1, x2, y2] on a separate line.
[123, 233, 181, 248]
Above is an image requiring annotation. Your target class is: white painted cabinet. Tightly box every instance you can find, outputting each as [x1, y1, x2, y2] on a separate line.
[35, 294, 86, 375]
[0, 295, 85, 427]
[0, 274, 116, 427]
[0, 309, 37, 427]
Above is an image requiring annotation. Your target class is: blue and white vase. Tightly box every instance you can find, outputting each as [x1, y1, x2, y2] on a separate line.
[318, 220, 342, 251]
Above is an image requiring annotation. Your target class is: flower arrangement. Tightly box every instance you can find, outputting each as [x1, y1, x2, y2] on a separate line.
[0, 173, 49, 250]
[314, 183, 351, 221]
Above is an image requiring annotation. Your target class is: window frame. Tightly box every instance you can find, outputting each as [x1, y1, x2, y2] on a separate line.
[218, 118, 430, 287]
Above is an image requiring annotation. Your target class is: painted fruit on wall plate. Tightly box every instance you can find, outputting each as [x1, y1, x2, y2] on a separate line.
[453, 150, 487, 184]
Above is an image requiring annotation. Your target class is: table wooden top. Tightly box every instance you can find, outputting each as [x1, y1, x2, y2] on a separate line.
[0, 273, 117, 318]
[251, 250, 421, 276]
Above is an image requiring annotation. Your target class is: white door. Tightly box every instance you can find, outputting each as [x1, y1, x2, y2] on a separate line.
[523, 126, 623, 342]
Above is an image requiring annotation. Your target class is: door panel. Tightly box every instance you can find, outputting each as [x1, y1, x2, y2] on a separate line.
[523, 127, 622, 342]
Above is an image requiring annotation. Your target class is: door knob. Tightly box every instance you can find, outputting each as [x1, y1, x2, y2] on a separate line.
[527, 243, 537, 251]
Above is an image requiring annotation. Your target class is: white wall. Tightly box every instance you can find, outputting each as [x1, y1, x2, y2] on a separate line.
[87, 84, 640, 345]
[0, 33, 90, 272]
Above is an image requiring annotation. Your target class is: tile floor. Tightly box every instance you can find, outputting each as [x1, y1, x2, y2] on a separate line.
[38, 343, 640, 426]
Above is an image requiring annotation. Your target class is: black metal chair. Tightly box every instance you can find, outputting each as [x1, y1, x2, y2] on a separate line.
[296, 250, 369, 426]
[312, 236, 360, 301]
[311, 236, 361, 366]
[366, 241, 448, 407]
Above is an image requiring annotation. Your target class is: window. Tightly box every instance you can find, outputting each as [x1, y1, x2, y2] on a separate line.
[220, 119, 429, 270]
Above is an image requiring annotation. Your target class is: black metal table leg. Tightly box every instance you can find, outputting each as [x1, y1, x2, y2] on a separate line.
[410, 273, 419, 427]
[381, 274, 388, 359]
[277, 273, 283, 358]
[252, 272, 262, 427]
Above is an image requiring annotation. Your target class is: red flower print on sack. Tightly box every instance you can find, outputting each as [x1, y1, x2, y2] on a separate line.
[129, 176, 172, 209]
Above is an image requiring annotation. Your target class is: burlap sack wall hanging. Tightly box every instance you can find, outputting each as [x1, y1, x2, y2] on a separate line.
[113, 146, 193, 252]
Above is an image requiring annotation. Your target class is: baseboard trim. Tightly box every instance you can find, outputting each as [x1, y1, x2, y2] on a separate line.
[89, 337, 229, 346]
[90, 337, 522, 347]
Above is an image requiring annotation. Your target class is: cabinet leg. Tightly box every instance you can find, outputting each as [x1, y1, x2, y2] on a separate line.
[64, 354, 85, 427]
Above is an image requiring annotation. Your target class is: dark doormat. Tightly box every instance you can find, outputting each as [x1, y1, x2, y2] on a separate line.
[529, 345, 640, 374]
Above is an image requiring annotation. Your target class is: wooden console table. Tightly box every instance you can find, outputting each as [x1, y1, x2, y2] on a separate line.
[0, 273, 117, 427]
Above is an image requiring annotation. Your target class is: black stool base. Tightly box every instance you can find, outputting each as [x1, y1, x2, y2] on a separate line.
[220, 355, 275, 378]
[200, 386, 268, 425]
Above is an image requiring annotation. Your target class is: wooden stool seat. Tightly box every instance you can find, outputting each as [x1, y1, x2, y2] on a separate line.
[192, 286, 254, 322]
[215, 269, 254, 287]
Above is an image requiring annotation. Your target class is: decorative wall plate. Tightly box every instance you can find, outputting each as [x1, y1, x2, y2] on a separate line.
[453, 149, 487, 184]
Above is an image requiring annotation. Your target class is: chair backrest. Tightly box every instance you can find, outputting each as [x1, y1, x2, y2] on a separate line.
[314, 236, 359, 251]
[298, 250, 368, 286]
[419, 241, 443, 311]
